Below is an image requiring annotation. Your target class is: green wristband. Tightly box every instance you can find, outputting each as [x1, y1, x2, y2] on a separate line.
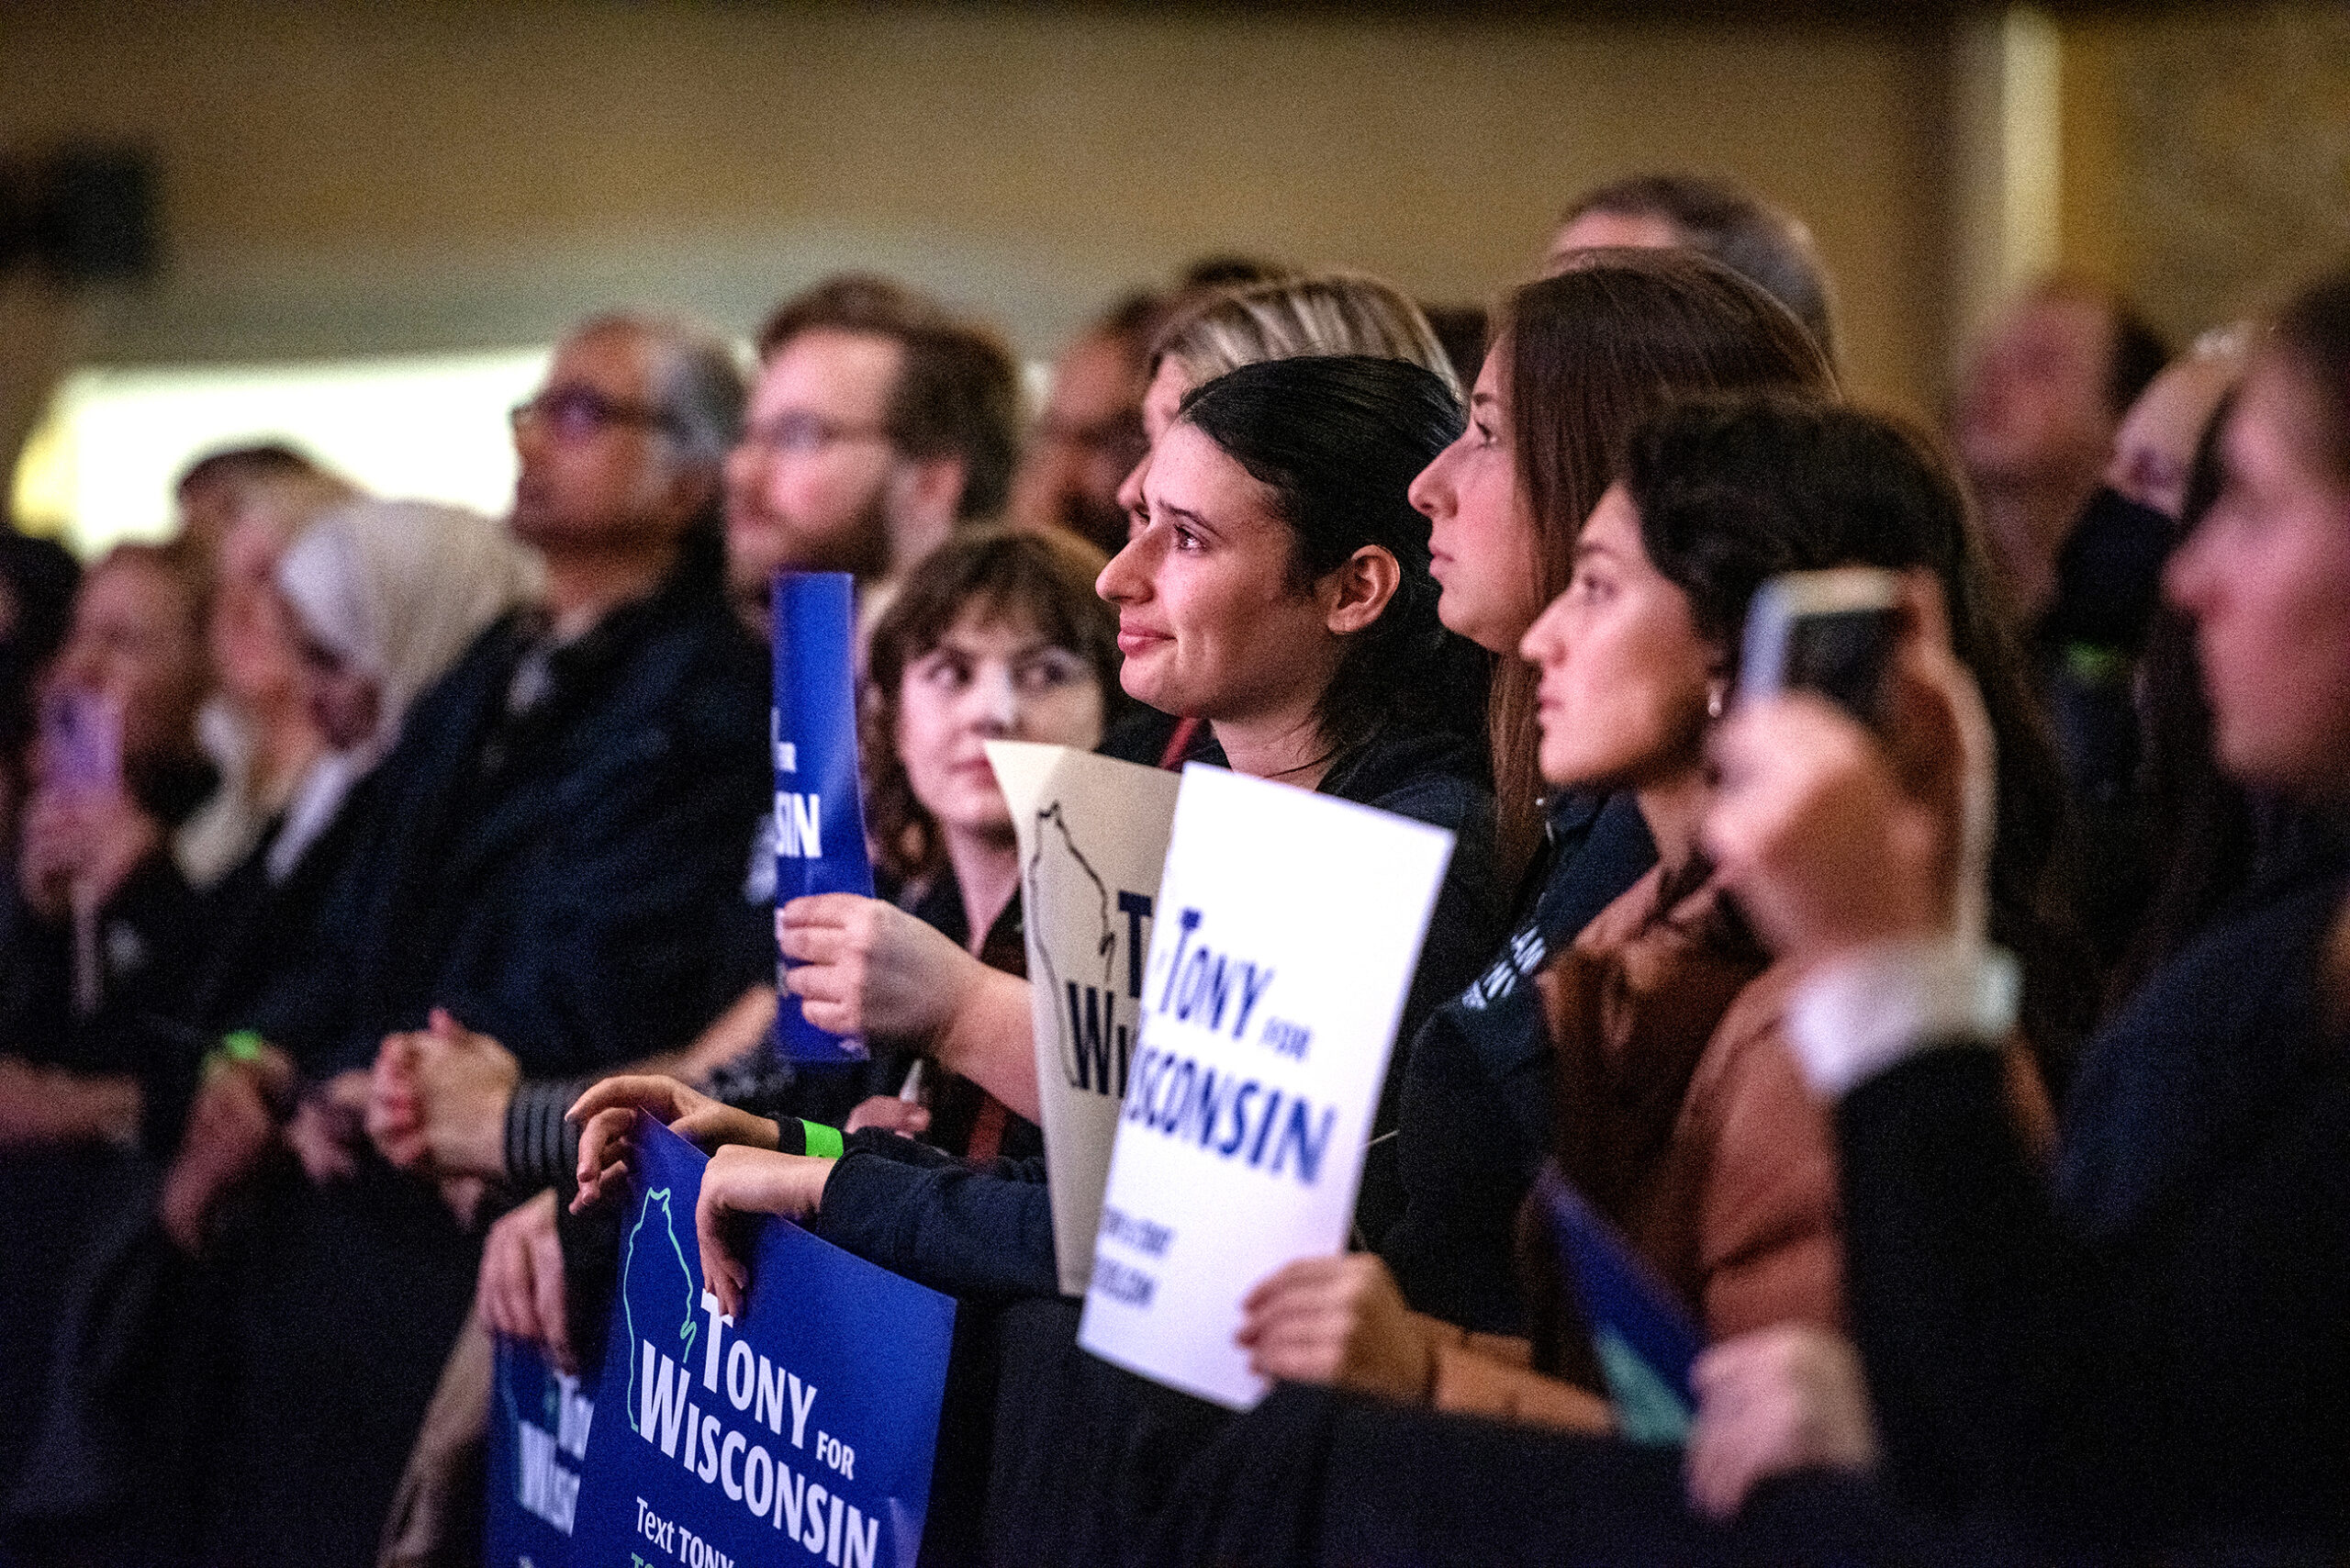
[800, 1120, 845, 1160]
[217, 1029, 266, 1064]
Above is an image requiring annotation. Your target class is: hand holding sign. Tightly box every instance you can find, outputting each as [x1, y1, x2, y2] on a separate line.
[1237, 1252, 1431, 1401]
[697, 1146, 840, 1317]
[568, 1075, 784, 1214]
[481, 1188, 576, 1371]
[769, 572, 878, 1061]
[1079, 766, 1454, 1408]
[569, 1116, 955, 1568]
[777, 892, 990, 1045]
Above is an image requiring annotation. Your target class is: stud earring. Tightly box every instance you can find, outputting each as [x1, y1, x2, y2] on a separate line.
[1707, 684, 1726, 722]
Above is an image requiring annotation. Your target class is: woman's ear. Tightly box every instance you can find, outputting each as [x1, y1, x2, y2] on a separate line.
[1322, 546, 1402, 636]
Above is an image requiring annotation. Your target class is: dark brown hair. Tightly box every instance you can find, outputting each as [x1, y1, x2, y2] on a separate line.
[2267, 258, 2350, 481]
[860, 526, 1118, 886]
[1486, 252, 1837, 879]
[1176, 355, 1485, 763]
[756, 274, 1022, 521]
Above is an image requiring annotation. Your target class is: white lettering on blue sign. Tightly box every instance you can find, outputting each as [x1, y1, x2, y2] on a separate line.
[774, 792, 823, 858]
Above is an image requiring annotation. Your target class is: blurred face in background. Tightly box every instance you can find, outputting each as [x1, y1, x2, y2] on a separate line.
[1010, 329, 1148, 556]
[1409, 341, 1546, 653]
[1519, 484, 1716, 794]
[209, 514, 310, 714]
[289, 622, 381, 754]
[1114, 357, 1196, 523]
[725, 329, 907, 589]
[50, 553, 206, 767]
[2166, 357, 2350, 798]
[509, 325, 704, 555]
[1954, 292, 2118, 490]
[1543, 207, 1683, 274]
[895, 609, 1105, 845]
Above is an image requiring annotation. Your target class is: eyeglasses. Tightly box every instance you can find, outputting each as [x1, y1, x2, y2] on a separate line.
[736, 411, 895, 457]
[1033, 410, 1148, 467]
[509, 386, 677, 442]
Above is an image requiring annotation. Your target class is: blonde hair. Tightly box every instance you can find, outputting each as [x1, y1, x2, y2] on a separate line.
[1152, 272, 1460, 399]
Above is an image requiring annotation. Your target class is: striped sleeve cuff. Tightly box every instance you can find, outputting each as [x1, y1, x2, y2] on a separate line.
[504, 1076, 595, 1189]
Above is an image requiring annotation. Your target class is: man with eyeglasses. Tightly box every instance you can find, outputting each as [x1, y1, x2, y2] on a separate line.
[1006, 290, 1163, 557]
[168, 311, 773, 1568]
[723, 274, 1022, 632]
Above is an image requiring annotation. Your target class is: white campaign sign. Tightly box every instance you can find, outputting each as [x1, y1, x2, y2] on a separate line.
[1076, 764, 1454, 1408]
[985, 741, 1182, 1297]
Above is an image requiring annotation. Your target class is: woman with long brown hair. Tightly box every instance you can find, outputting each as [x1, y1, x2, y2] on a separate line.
[1376, 252, 1839, 1336]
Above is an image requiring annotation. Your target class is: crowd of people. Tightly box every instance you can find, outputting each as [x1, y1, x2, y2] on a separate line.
[0, 169, 2342, 1567]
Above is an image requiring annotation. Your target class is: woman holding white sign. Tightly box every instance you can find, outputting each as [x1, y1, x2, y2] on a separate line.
[587, 354, 1506, 1568]
[702, 353, 1505, 1271]
[749, 274, 1467, 1139]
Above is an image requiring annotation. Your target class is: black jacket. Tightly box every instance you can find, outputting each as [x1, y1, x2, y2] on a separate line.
[300, 531, 770, 1078]
[837, 721, 1502, 1568]
[1838, 858, 2350, 1556]
[1379, 790, 1656, 1335]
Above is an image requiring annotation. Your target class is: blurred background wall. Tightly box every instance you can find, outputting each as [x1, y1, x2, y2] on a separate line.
[2, 0, 2344, 551]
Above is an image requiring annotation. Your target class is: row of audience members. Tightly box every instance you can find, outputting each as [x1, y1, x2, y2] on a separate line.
[0, 171, 2333, 1567]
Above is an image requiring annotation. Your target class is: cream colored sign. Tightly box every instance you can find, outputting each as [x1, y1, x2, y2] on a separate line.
[985, 742, 1181, 1297]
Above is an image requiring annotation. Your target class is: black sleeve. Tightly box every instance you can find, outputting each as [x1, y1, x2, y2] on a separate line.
[811, 1148, 1059, 1301]
[422, 737, 770, 1079]
[1356, 829, 1511, 1250]
[1379, 1006, 1543, 1334]
[1833, 1046, 2110, 1526]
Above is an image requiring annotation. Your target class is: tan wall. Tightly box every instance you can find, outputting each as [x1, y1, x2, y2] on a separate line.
[1, 1, 1957, 418]
[2065, 2, 2350, 346]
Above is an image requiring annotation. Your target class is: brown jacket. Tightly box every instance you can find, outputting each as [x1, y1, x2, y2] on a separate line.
[1416, 864, 1839, 1431]
[1416, 866, 2053, 1432]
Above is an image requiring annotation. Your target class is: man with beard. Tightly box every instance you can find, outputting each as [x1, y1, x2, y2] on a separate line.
[1008, 292, 1161, 555]
[723, 274, 1021, 637]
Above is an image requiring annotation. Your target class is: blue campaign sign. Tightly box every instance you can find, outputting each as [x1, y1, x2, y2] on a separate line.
[1535, 1164, 1704, 1445]
[486, 1336, 599, 1567]
[571, 1115, 956, 1568]
[769, 570, 878, 1061]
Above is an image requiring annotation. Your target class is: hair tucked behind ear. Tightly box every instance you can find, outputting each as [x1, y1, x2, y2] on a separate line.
[1176, 355, 1488, 764]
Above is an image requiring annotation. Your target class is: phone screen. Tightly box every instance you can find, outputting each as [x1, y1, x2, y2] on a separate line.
[41, 689, 123, 796]
[1779, 606, 1900, 725]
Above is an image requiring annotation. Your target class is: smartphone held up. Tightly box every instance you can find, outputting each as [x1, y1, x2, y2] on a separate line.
[1738, 566, 1904, 726]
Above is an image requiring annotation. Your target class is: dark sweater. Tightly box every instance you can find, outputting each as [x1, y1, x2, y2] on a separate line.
[302, 528, 771, 1079]
[1836, 859, 2350, 1556]
[197, 535, 772, 1568]
[1379, 790, 1656, 1334]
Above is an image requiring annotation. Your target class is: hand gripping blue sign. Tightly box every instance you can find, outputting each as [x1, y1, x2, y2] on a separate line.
[1535, 1163, 1704, 1444]
[570, 1116, 956, 1568]
[770, 571, 877, 1060]
[486, 1336, 599, 1567]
